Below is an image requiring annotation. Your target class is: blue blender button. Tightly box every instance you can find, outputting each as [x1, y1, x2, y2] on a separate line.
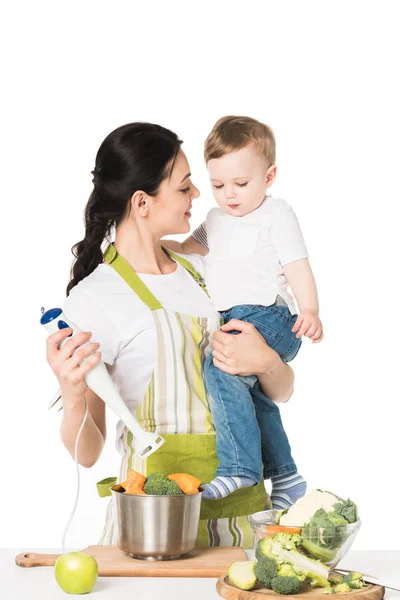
[58, 320, 73, 336]
[40, 308, 62, 325]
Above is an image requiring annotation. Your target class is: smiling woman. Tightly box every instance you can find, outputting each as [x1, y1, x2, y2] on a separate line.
[45, 122, 295, 548]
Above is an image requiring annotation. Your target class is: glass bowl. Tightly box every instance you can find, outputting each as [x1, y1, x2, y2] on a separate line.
[248, 509, 361, 568]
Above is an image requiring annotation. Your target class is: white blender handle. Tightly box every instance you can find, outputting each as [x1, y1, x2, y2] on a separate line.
[40, 308, 165, 459]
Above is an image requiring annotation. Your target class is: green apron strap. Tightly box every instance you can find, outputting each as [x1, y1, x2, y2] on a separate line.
[104, 244, 162, 311]
[162, 247, 211, 298]
[96, 476, 117, 497]
[104, 243, 211, 308]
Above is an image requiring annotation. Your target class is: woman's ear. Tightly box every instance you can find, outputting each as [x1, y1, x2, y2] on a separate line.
[131, 190, 151, 217]
[265, 165, 277, 188]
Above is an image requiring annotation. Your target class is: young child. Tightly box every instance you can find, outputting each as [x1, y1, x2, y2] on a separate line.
[163, 116, 323, 509]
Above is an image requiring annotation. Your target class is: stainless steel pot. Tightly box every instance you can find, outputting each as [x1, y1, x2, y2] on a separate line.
[111, 484, 203, 560]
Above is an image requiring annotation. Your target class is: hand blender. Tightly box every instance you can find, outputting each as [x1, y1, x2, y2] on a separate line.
[40, 308, 165, 458]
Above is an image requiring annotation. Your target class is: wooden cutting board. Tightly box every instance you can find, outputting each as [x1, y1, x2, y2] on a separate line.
[216, 574, 385, 600]
[15, 545, 246, 577]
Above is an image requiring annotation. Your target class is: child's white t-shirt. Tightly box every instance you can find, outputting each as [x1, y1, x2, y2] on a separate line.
[191, 196, 308, 314]
[62, 252, 219, 453]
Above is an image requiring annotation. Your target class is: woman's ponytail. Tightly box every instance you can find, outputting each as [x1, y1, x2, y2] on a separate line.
[66, 189, 113, 296]
[66, 122, 183, 296]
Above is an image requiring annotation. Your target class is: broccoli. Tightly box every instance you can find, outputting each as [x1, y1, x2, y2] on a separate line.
[342, 572, 365, 589]
[321, 571, 366, 594]
[271, 575, 302, 595]
[270, 564, 306, 595]
[273, 533, 303, 550]
[348, 580, 365, 590]
[334, 583, 352, 593]
[277, 564, 306, 581]
[255, 555, 278, 587]
[165, 479, 185, 495]
[256, 533, 330, 589]
[342, 572, 363, 582]
[142, 473, 184, 495]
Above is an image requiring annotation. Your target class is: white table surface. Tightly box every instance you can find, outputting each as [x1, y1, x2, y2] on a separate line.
[2, 548, 400, 599]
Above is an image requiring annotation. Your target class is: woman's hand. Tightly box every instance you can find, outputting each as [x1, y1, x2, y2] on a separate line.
[211, 318, 294, 403]
[46, 328, 102, 408]
[211, 318, 281, 377]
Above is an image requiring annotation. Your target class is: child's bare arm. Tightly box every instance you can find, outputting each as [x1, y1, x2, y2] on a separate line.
[283, 258, 319, 312]
[282, 258, 323, 343]
[162, 235, 209, 256]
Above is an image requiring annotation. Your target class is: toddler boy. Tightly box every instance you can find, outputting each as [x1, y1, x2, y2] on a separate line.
[164, 116, 323, 509]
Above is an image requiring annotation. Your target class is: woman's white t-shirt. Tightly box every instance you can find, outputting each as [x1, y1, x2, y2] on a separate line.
[62, 253, 219, 438]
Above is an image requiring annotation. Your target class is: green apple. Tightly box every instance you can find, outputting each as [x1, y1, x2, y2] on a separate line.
[54, 551, 98, 594]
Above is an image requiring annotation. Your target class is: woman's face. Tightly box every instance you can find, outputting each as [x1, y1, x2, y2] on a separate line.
[151, 150, 200, 236]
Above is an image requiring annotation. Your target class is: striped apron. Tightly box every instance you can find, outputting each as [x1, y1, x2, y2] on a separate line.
[97, 243, 268, 548]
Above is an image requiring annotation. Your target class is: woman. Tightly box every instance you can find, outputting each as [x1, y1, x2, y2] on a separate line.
[46, 122, 295, 548]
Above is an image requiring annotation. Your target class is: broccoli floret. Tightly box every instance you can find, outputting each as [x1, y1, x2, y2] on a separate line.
[277, 563, 307, 582]
[143, 473, 184, 495]
[342, 572, 363, 583]
[273, 532, 303, 550]
[256, 533, 330, 589]
[255, 555, 278, 587]
[342, 572, 365, 589]
[334, 583, 352, 593]
[324, 587, 336, 594]
[328, 576, 342, 585]
[145, 473, 165, 483]
[271, 575, 302, 595]
[349, 580, 365, 589]
[166, 479, 184, 495]
[257, 533, 302, 557]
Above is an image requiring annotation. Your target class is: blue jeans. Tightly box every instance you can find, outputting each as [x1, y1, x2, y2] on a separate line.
[204, 303, 302, 483]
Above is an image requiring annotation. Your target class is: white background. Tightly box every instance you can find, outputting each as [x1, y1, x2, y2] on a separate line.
[1, 1, 399, 551]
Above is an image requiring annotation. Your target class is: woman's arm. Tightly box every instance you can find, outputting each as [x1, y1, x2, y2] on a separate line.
[210, 319, 294, 404]
[257, 356, 294, 404]
[60, 388, 106, 468]
[46, 327, 106, 468]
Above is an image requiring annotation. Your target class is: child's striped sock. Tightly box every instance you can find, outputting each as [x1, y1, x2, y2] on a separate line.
[270, 472, 307, 510]
[202, 475, 256, 500]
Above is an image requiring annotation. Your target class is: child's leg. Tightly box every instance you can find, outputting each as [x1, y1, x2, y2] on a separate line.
[202, 352, 262, 500]
[251, 380, 306, 509]
[225, 303, 306, 508]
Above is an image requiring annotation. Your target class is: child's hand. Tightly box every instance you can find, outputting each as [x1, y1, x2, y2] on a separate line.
[292, 310, 324, 343]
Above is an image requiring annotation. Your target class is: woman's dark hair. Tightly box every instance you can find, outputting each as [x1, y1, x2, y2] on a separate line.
[66, 122, 183, 296]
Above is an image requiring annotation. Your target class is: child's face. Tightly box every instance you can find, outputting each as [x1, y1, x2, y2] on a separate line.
[207, 143, 276, 217]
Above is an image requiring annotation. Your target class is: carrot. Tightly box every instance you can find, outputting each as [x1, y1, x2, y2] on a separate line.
[168, 473, 201, 494]
[264, 525, 301, 536]
[124, 482, 147, 495]
[126, 469, 146, 490]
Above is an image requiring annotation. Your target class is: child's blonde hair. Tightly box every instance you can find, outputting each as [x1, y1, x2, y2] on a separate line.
[204, 116, 276, 166]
